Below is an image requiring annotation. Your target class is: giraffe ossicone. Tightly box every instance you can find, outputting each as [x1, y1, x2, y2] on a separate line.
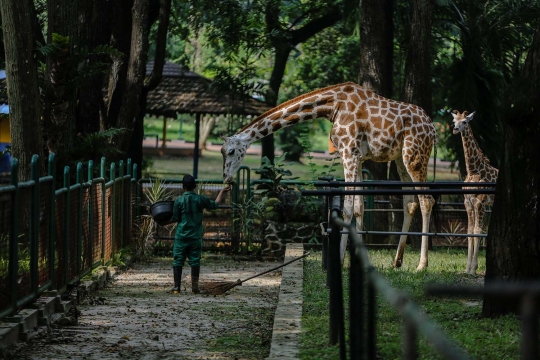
[451, 110, 498, 274]
[221, 82, 438, 270]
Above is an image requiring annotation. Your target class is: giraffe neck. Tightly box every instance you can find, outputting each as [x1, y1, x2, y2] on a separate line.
[234, 83, 350, 143]
[461, 124, 487, 175]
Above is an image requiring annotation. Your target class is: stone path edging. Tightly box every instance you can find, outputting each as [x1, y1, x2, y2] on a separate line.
[266, 243, 304, 359]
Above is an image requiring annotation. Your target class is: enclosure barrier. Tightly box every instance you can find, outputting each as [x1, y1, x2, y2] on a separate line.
[302, 181, 500, 359]
[0, 153, 138, 321]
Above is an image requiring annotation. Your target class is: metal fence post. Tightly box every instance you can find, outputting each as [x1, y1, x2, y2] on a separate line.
[404, 317, 418, 360]
[63, 166, 71, 287]
[110, 162, 116, 256]
[127, 159, 132, 246]
[118, 160, 124, 248]
[521, 293, 537, 360]
[30, 155, 39, 298]
[349, 225, 363, 360]
[48, 153, 56, 288]
[133, 163, 139, 219]
[88, 160, 94, 268]
[9, 158, 20, 315]
[367, 282, 377, 359]
[76, 163, 83, 279]
[100, 157, 106, 263]
[328, 195, 346, 360]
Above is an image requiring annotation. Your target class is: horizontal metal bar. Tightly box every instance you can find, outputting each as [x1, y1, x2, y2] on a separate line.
[17, 293, 36, 310]
[427, 282, 540, 297]
[314, 181, 496, 188]
[0, 185, 16, 193]
[38, 281, 52, 295]
[327, 229, 487, 238]
[303, 189, 495, 196]
[330, 211, 469, 360]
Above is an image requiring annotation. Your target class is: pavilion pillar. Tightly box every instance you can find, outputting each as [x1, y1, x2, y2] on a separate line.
[193, 113, 201, 179]
[161, 117, 168, 148]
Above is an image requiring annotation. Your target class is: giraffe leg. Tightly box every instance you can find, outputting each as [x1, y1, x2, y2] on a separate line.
[464, 196, 474, 274]
[339, 158, 361, 263]
[340, 193, 354, 263]
[416, 194, 435, 271]
[393, 158, 418, 268]
[393, 194, 416, 268]
[397, 155, 435, 271]
[470, 199, 486, 274]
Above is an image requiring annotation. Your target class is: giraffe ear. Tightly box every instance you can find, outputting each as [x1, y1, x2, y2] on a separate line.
[451, 110, 459, 118]
[466, 111, 475, 122]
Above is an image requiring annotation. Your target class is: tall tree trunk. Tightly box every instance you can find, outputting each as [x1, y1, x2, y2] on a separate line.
[358, 0, 394, 182]
[74, 0, 113, 136]
[45, 0, 77, 170]
[115, 0, 150, 153]
[262, 0, 341, 164]
[358, 0, 394, 243]
[262, 45, 291, 164]
[399, 0, 434, 249]
[199, 115, 216, 150]
[0, 0, 44, 180]
[128, 0, 171, 177]
[482, 26, 540, 317]
[106, 0, 134, 130]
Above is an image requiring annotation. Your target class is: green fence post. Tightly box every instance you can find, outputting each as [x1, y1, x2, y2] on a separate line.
[118, 160, 124, 249]
[76, 163, 83, 279]
[88, 160, 94, 269]
[100, 157, 106, 263]
[9, 158, 20, 315]
[100, 157, 106, 180]
[30, 155, 39, 298]
[126, 159, 132, 247]
[133, 163, 139, 219]
[48, 153, 56, 288]
[63, 166, 70, 287]
[110, 162, 116, 258]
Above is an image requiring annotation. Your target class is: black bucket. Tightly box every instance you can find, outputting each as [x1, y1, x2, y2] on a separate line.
[149, 200, 174, 222]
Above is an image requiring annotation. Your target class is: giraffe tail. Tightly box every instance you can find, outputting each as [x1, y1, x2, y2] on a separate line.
[433, 135, 438, 182]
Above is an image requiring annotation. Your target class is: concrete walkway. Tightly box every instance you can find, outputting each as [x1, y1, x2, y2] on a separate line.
[1, 244, 305, 359]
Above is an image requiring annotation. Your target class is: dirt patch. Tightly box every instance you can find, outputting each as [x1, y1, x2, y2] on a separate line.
[10, 255, 282, 359]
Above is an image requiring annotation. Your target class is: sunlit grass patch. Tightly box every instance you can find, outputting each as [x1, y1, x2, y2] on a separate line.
[301, 248, 520, 360]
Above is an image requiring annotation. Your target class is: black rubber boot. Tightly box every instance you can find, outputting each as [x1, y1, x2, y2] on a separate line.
[171, 266, 182, 293]
[191, 266, 200, 294]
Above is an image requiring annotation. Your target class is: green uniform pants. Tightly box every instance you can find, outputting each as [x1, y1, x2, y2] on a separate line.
[173, 238, 202, 267]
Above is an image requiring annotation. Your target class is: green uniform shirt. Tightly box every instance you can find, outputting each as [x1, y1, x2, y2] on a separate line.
[171, 191, 219, 241]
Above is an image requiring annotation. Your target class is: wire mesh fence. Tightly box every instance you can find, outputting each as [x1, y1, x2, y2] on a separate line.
[0, 154, 138, 321]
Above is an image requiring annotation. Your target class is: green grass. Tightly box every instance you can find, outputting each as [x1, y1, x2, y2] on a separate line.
[145, 116, 331, 152]
[301, 249, 521, 360]
[146, 149, 458, 182]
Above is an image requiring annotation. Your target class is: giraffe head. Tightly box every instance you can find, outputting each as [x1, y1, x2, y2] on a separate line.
[451, 110, 475, 134]
[221, 134, 250, 184]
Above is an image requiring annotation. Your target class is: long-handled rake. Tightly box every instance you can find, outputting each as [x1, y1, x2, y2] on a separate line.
[200, 251, 310, 295]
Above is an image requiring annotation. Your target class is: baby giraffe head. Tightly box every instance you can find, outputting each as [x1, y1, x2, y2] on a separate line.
[220, 135, 250, 184]
[451, 110, 475, 134]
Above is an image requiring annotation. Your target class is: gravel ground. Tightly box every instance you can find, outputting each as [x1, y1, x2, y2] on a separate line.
[10, 255, 282, 360]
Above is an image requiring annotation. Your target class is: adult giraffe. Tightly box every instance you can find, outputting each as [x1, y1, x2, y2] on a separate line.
[451, 110, 498, 274]
[221, 82, 437, 270]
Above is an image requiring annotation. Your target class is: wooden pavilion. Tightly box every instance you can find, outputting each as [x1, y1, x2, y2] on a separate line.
[144, 61, 271, 178]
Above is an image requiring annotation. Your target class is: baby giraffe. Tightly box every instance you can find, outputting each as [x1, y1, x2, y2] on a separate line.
[451, 110, 498, 274]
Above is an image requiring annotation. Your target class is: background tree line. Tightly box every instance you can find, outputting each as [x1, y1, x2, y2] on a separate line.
[1, 0, 539, 317]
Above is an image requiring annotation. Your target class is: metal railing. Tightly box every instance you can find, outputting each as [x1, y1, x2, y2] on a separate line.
[326, 200, 469, 359]
[0, 153, 138, 321]
[301, 181, 501, 359]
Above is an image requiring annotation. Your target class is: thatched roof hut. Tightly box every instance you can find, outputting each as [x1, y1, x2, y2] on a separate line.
[146, 62, 270, 117]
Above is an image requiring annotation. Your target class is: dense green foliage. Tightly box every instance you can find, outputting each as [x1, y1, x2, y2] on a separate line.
[162, 0, 540, 175]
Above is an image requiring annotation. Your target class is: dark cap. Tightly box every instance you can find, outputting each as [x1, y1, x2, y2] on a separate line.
[182, 174, 196, 187]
